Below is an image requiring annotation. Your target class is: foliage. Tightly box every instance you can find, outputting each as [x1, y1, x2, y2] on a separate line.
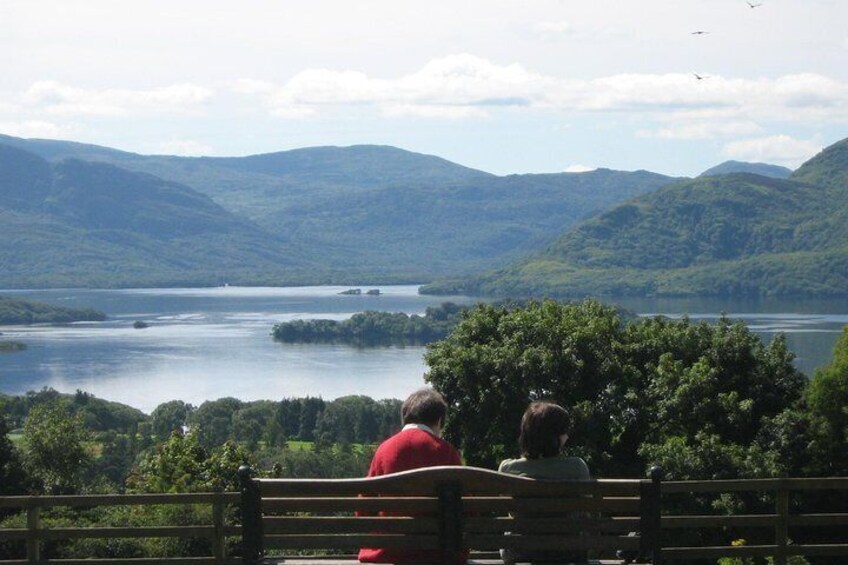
[0, 413, 30, 496]
[21, 400, 92, 494]
[805, 326, 848, 475]
[272, 302, 468, 345]
[425, 299, 806, 479]
[126, 429, 254, 493]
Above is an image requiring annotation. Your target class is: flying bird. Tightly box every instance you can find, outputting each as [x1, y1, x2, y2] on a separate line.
[691, 31, 710, 35]
[693, 73, 710, 80]
[747, 1, 763, 7]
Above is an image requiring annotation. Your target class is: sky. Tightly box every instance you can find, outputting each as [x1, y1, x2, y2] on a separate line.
[2, 0, 847, 177]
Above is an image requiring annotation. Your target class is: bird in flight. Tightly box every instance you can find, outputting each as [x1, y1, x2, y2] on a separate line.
[691, 31, 710, 35]
[693, 73, 710, 80]
[747, 1, 763, 8]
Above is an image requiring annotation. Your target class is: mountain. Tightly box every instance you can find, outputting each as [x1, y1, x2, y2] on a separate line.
[699, 160, 793, 179]
[0, 144, 312, 287]
[423, 138, 848, 298]
[0, 136, 678, 286]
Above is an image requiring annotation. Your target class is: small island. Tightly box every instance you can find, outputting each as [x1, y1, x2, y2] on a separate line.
[133, 320, 150, 329]
[272, 302, 467, 346]
[0, 340, 27, 353]
[366, 289, 381, 295]
[0, 296, 107, 325]
[339, 288, 362, 295]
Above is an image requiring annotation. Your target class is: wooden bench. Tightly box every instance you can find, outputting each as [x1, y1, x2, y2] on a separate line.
[238, 465, 663, 565]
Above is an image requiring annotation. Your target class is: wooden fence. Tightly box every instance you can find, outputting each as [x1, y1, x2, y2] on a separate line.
[0, 492, 241, 565]
[661, 477, 848, 563]
[1, 478, 847, 564]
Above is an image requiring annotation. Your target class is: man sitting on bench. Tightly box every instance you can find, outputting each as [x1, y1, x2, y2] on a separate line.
[358, 387, 463, 564]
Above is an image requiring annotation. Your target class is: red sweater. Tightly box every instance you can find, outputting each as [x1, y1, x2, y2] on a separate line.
[358, 427, 462, 563]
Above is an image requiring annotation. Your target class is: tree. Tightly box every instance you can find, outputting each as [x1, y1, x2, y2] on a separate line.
[805, 326, 848, 475]
[425, 299, 806, 480]
[0, 413, 30, 496]
[126, 429, 254, 493]
[150, 400, 194, 440]
[21, 401, 91, 494]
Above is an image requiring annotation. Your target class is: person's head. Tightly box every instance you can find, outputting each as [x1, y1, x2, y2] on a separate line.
[519, 401, 573, 459]
[401, 388, 448, 430]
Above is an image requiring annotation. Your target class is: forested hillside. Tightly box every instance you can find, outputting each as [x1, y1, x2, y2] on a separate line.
[699, 160, 793, 179]
[424, 136, 848, 298]
[0, 136, 676, 286]
[0, 144, 311, 287]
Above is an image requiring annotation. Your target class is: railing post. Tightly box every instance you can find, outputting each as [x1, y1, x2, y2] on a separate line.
[775, 481, 789, 565]
[213, 491, 225, 563]
[640, 466, 663, 565]
[239, 465, 263, 565]
[26, 499, 40, 565]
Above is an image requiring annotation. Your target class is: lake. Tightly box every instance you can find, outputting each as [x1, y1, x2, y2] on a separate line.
[1, 286, 846, 414]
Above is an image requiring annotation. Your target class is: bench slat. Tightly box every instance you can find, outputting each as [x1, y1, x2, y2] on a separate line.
[256, 466, 641, 498]
[263, 516, 439, 535]
[264, 534, 440, 550]
[466, 533, 643, 551]
[465, 516, 641, 534]
[462, 496, 641, 514]
[262, 497, 438, 514]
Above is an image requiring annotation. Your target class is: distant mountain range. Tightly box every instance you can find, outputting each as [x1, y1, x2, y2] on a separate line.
[0, 135, 679, 288]
[423, 137, 848, 298]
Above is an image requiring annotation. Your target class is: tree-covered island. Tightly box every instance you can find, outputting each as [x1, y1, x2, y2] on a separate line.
[0, 296, 106, 325]
[271, 302, 468, 345]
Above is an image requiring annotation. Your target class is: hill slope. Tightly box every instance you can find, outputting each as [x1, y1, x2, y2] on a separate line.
[0, 144, 312, 287]
[424, 138, 848, 298]
[699, 160, 792, 179]
[0, 136, 677, 284]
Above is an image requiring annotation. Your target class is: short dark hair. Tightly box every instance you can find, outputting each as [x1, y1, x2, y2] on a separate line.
[519, 402, 572, 459]
[401, 388, 448, 427]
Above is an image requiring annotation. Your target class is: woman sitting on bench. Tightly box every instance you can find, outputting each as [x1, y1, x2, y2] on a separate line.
[498, 401, 591, 564]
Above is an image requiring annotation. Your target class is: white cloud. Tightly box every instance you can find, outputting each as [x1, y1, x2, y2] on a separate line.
[0, 120, 73, 139]
[243, 56, 848, 127]
[151, 139, 214, 156]
[722, 135, 823, 167]
[564, 164, 596, 173]
[22, 81, 213, 116]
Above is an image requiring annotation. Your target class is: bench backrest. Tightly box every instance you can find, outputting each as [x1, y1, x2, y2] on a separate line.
[239, 465, 662, 564]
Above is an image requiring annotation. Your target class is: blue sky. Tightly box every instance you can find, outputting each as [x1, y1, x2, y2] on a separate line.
[2, 0, 847, 176]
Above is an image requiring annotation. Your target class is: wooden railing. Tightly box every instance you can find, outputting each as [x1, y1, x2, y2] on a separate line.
[1, 477, 847, 564]
[661, 477, 848, 564]
[0, 492, 241, 565]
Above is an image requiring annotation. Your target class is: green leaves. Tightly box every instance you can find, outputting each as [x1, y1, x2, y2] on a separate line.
[425, 299, 806, 480]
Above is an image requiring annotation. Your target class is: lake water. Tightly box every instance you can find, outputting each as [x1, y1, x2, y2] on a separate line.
[1, 286, 847, 414]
